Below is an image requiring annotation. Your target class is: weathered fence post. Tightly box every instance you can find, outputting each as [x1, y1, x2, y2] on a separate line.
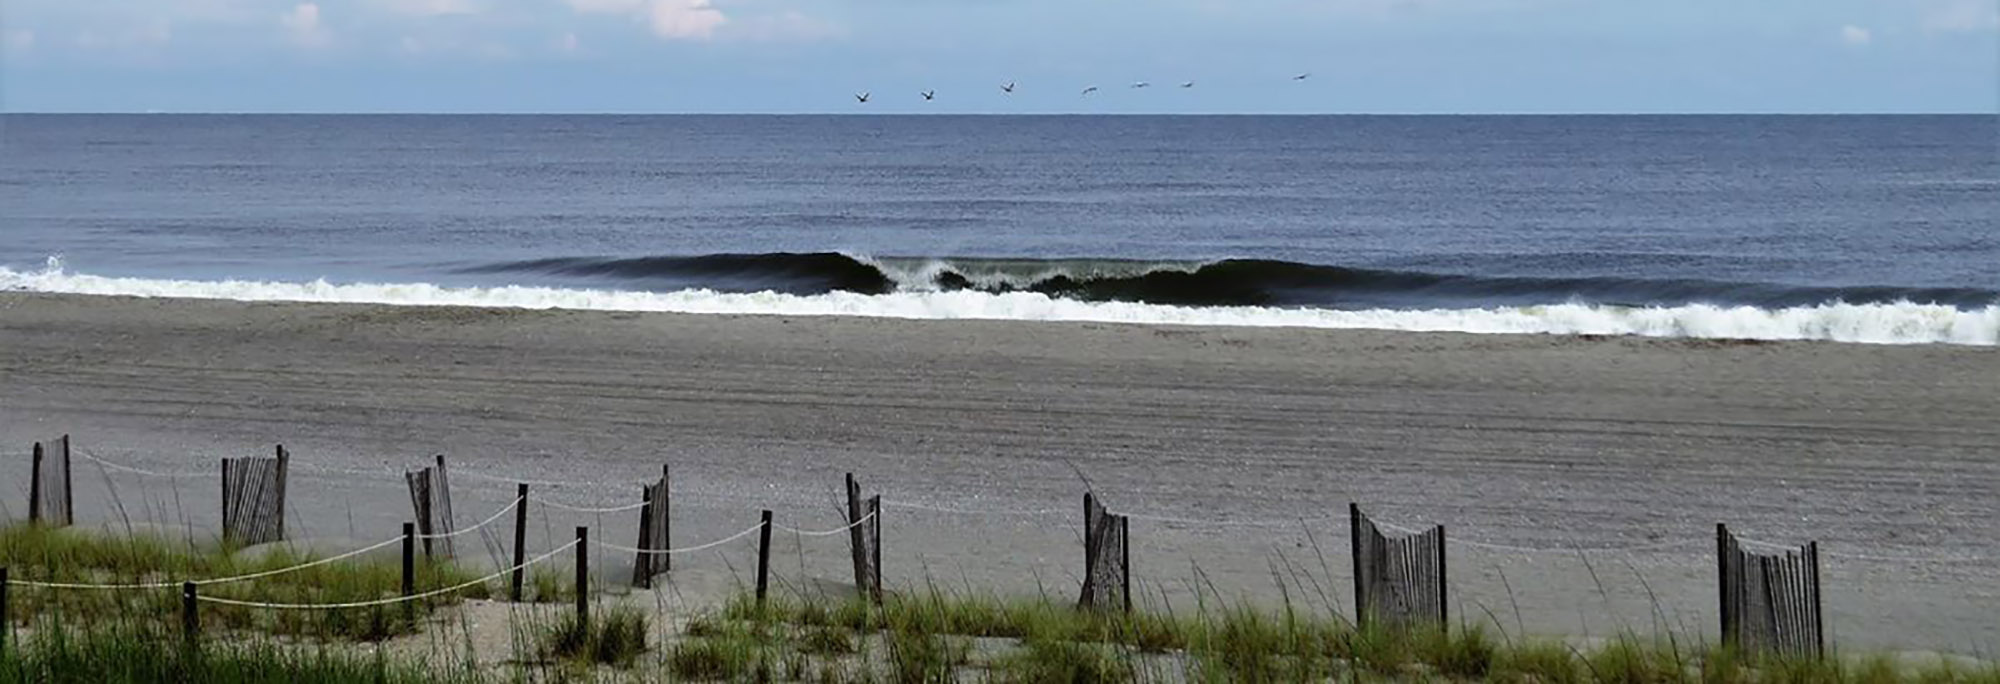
[511, 483, 529, 602]
[181, 581, 199, 645]
[1, 566, 9, 652]
[845, 474, 884, 603]
[1717, 524, 1733, 647]
[631, 464, 670, 589]
[756, 510, 773, 606]
[273, 445, 289, 540]
[1436, 525, 1448, 627]
[61, 436, 73, 525]
[575, 526, 589, 625]
[1120, 515, 1132, 614]
[1809, 541, 1824, 657]
[1350, 503, 1365, 624]
[28, 443, 41, 526]
[402, 522, 416, 622]
[222, 446, 290, 545]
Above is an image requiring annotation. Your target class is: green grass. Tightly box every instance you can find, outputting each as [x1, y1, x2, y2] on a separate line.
[0, 624, 481, 684]
[535, 604, 649, 667]
[1, 524, 490, 641]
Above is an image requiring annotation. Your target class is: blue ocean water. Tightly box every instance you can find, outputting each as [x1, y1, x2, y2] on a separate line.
[2, 114, 1996, 340]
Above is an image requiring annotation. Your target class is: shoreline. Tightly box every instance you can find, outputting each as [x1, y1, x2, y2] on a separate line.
[1, 291, 1995, 653]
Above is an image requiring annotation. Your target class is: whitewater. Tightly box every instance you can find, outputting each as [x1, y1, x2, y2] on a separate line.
[2, 261, 1994, 346]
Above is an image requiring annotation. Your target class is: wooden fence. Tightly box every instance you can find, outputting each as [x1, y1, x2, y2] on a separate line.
[631, 465, 671, 589]
[29, 435, 73, 527]
[845, 473, 883, 603]
[1351, 503, 1447, 629]
[1718, 523, 1824, 658]
[1078, 492, 1131, 613]
[405, 454, 456, 558]
[220, 445, 289, 545]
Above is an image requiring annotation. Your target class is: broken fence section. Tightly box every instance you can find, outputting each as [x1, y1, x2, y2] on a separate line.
[1718, 524, 1824, 658]
[1078, 492, 1131, 613]
[631, 465, 671, 589]
[405, 454, 456, 558]
[221, 445, 289, 546]
[845, 473, 883, 602]
[1350, 503, 1447, 629]
[29, 435, 74, 527]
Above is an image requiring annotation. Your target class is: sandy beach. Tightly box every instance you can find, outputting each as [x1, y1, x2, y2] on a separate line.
[0, 292, 1994, 653]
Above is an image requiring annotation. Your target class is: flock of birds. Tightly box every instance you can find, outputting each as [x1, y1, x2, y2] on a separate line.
[854, 73, 1311, 103]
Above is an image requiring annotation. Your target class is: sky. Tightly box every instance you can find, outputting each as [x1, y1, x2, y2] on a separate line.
[0, 0, 1995, 113]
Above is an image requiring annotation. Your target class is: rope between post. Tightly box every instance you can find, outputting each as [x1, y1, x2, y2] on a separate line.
[415, 496, 523, 539]
[593, 522, 765, 555]
[75, 448, 207, 479]
[6, 535, 408, 590]
[192, 540, 577, 610]
[772, 511, 876, 537]
[531, 496, 651, 513]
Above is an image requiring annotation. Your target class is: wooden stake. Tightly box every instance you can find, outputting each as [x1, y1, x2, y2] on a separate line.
[1437, 525, 1449, 627]
[510, 483, 529, 602]
[60, 436, 73, 525]
[661, 464, 672, 573]
[1, 566, 9, 652]
[182, 581, 198, 645]
[633, 485, 655, 589]
[1808, 540, 1824, 658]
[402, 522, 416, 623]
[756, 510, 773, 606]
[1120, 515, 1131, 614]
[1717, 523, 1732, 649]
[575, 526, 589, 625]
[1350, 503, 1365, 627]
[28, 444, 42, 525]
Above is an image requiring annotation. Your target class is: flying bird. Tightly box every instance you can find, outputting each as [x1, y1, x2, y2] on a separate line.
[1293, 72, 1311, 81]
[1180, 81, 1195, 88]
[921, 90, 936, 101]
[855, 92, 870, 103]
[1001, 82, 1016, 93]
[1081, 85, 1099, 96]
[1131, 81, 1151, 89]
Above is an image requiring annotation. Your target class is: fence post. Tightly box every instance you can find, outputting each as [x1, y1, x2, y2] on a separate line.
[1808, 541, 1824, 658]
[1349, 502, 1365, 627]
[28, 443, 42, 525]
[869, 495, 883, 603]
[575, 526, 589, 625]
[661, 463, 672, 573]
[1, 566, 9, 653]
[1081, 493, 1096, 606]
[633, 486, 655, 589]
[402, 522, 416, 623]
[61, 436, 73, 525]
[1437, 525, 1449, 627]
[182, 581, 199, 645]
[1120, 515, 1132, 614]
[756, 510, 773, 606]
[1716, 523, 1732, 649]
[511, 483, 529, 602]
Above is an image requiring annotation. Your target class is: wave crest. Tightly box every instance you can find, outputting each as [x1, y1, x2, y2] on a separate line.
[463, 252, 2000, 310]
[4, 262, 1995, 346]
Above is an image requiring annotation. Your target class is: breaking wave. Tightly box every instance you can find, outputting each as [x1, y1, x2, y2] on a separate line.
[4, 258, 1995, 346]
[464, 252, 2000, 310]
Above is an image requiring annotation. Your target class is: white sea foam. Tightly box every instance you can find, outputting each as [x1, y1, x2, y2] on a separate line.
[2, 261, 1994, 346]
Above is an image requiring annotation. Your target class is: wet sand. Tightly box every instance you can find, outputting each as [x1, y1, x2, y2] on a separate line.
[0, 292, 1995, 652]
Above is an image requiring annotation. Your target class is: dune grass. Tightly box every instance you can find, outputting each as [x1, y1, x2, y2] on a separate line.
[0, 624, 479, 684]
[0, 524, 487, 641]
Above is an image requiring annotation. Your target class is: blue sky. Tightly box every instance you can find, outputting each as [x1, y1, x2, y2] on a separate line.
[1, 0, 1995, 113]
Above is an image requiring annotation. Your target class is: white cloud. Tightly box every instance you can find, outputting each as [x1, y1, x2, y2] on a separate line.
[1920, 0, 2000, 33]
[558, 31, 580, 52]
[1840, 24, 1871, 46]
[281, 2, 329, 47]
[730, 10, 842, 42]
[75, 19, 171, 49]
[567, 0, 726, 40]
[377, 0, 479, 17]
[2, 29, 34, 52]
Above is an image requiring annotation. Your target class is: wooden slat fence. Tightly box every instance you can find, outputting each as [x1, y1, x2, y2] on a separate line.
[220, 446, 289, 546]
[29, 435, 74, 527]
[1350, 503, 1447, 629]
[1718, 524, 1824, 658]
[631, 465, 671, 588]
[845, 473, 883, 602]
[405, 454, 456, 558]
[1078, 492, 1131, 613]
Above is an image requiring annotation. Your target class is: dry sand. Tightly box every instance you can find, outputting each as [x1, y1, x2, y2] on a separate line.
[0, 292, 1995, 653]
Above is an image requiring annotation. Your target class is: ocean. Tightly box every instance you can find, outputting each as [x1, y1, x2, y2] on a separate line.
[3, 114, 1996, 344]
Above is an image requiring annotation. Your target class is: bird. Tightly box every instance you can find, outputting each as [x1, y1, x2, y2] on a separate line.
[1131, 81, 1151, 89]
[1180, 81, 1195, 88]
[855, 92, 870, 103]
[1081, 85, 1099, 96]
[1001, 82, 1016, 94]
[1293, 72, 1311, 81]
[921, 90, 936, 101]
